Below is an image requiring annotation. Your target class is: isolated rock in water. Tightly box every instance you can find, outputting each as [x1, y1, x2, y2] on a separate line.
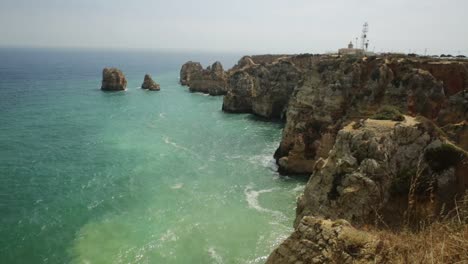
[141, 74, 160, 91]
[101, 68, 127, 91]
[180, 61, 203, 86]
[266, 217, 389, 264]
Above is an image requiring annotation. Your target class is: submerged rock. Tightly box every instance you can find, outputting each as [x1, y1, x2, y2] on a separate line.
[101, 68, 127, 91]
[141, 74, 160, 91]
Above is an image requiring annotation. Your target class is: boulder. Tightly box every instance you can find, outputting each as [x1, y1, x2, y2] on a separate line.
[141, 74, 160, 91]
[101, 68, 127, 91]
[266, 217, 390, 264]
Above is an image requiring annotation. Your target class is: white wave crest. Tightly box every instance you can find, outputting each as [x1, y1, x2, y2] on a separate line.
[248, 154, 277, 171]
[244, 185, 286, 220]
[171, 183, 184, 189]
[207, 247, 224, 264]
[163, 136, 199, 158]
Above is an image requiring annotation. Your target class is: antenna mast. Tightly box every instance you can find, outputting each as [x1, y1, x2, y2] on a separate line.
[361, 22, 369, 51]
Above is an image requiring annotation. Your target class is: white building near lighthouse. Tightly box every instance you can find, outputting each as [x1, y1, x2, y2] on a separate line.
[338, 41, 364, 55]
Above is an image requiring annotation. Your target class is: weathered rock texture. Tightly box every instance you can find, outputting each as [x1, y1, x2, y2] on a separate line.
[295, 116, 467, 228]
[266, 217, 391, 264]
[268, 114, 467, 263]
[179, 61, 227, 95]
[141, 74, 160, 91]
[101, 68, 127, 91]
[180, 61, 203, 86]
[275, 56, 468, 174]
[223, 57, 303, 119]
[179, 54, 468, 263]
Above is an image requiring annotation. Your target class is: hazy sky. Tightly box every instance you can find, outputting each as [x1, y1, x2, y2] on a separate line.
[0, 0, 467, 54]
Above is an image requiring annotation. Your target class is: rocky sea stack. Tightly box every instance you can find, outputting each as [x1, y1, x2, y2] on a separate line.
[101, 68, 127, 91]
[141, 74, 160, 91]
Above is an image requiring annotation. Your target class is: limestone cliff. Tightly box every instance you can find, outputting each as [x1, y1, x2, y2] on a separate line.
[295, 116, 467, 228]
[179, 54, 468, 263]
[179, 61, 227, 95]
[223, 56, 303, 119]
[275, 56, 468, 175]
[267, 115, 467, 263]
[264, 55, 467, 264]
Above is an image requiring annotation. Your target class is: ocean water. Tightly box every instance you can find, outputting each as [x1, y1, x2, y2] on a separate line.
[0, 48, 305, 264]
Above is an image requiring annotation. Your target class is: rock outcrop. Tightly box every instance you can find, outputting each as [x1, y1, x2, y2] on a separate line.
[179, 61, 227, 95]
[267, 114, 467, 263]
[295, 116, 467, 228]
[275, 56, 468, 175]
[101, 68, 127, 91]
[180, 61, 203, 86]
[266, 217, 391, 264]
[223, 58, 303, 119]
[141, 74, 160, 91]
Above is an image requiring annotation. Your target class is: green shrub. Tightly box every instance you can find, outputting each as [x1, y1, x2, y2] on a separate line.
[424, 143, 465, 173]
[371, 106, 405, 121]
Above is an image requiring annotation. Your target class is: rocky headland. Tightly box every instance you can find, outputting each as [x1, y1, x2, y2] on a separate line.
[181, 53, 468, 263]
[179, 61, 228, 95]
[141, 74, 160, 91]
[101, 67, 127, 91]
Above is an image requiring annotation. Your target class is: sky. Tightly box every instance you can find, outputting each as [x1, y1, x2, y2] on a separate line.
[0, 0, 467, 55]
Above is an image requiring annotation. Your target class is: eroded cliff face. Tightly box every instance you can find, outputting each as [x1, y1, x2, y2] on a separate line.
[223, 57, 304, 119]
[296, 116, 467, 227]
[275, 56, 468, 175]
[268, 115, 467, 263]
[179, 61, 227, 95]
[179, 61, 203, 86]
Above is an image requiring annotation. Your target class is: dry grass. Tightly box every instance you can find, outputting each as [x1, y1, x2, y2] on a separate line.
[376, 193, 468, 264]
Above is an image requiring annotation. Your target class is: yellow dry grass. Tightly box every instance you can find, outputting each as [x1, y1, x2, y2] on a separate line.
[376, 194, 468, 264]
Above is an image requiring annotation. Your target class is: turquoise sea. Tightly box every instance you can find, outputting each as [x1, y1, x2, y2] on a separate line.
[0, 48, 305, 263]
